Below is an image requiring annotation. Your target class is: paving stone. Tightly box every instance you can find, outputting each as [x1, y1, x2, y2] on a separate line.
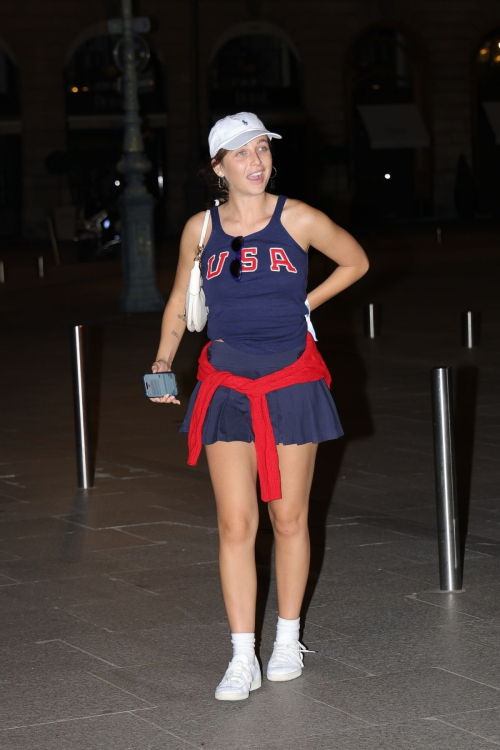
[0, 640, 108, 680]
[0, 549, 145, 584]
[442, 707, 500, 743]
[0, 596, 109, 646]
[290, 667, 500, 723]
[129, 690, 369, 749]
[0, 672, 153, 729]
[304, 585, 478, 637]
[59, 621, 231, 669]
[0, 712, 188, 750]
[59, 586, 212, 633]
[412, 582, 500, 621]
[247, 718, 500, 749]
[306, 626, 500, 688]
[0, 528, 159, 559]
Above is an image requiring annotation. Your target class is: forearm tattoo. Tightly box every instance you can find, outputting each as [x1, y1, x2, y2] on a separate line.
[171, 330, 180, 340]
[177, 313, 187, 323]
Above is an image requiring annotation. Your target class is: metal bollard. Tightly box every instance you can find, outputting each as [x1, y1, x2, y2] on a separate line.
[71, 325, 93, 489]
[46, 216, 61, 265]
[0, 261, 4, 284]
[430, 367, 462, 591]
[461, 311, 480, 349]
[38, 256, 44, 279]
[363, 303, 379, 338]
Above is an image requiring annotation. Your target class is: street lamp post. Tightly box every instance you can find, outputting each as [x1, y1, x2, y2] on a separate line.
[116, 0, 164, 312]
[184, 0, 205, 217]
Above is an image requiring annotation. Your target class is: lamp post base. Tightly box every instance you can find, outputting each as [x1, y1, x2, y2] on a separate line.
[119, 193, 164, 313]
[119, 280, 165, 313]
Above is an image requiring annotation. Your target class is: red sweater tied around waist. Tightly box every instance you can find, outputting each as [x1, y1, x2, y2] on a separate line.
[187, 332, 332, 502]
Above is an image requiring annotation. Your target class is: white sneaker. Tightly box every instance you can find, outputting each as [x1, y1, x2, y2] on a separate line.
[215, 653, 262, 701]
[266, 640, 316, 682]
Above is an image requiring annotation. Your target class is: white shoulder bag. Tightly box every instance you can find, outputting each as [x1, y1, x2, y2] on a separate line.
[185, 209, 210, 332]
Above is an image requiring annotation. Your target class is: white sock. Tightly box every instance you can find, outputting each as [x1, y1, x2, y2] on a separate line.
[276, 615, 300, 645]
[231, 632, 255, 662]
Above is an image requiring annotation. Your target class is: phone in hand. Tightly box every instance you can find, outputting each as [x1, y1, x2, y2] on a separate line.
[142, 372, 178, 398]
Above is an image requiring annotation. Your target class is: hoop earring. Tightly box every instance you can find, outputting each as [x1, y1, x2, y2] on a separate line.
[217, 176, 227, 188]
[271, 166, 277, 179]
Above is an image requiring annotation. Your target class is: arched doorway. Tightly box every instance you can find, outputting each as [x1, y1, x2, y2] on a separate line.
[209, 28, 306, 200]
[473, 29, 500, 216]
[0, 44, 22, 238]
[347, 27, 431, 223]
[64, 30, 167, 233]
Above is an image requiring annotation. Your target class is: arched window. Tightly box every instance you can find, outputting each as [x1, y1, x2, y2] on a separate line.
[210, 34, 302, 112]
[209, 31, 305, 199]
[474, 29, 500, 215]
[476, 30, 500, 99]
[0, 45, 20, 116]
[0, 46, 22, 237]
[352, 28, 412, 104]
[348, 27, 431, 223]
[65, 34, 164, 116]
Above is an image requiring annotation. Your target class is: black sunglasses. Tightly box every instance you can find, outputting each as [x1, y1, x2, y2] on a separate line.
[230, 236, 243, 280]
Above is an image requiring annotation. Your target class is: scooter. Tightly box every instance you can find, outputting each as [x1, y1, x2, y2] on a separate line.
[74, 206, 121, 262]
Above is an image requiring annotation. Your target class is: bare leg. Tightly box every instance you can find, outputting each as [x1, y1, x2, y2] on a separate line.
[205, 440, 259, 633]
[267, 443, 318, 619]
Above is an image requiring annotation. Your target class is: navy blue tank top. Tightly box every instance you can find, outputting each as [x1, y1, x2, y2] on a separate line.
[201, 196, 309, 354]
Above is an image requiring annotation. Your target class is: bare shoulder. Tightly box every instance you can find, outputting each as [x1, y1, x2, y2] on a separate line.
[172, 210, 213, 294]
[283, 198, 336, 226]
[283, 197, 368, 268]
[281, 198, 339, 251]
[180, 209, 213, 253]
[182, 210, 209, 240]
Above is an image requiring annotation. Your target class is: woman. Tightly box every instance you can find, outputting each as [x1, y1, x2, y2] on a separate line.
[150, 112, 369, 701]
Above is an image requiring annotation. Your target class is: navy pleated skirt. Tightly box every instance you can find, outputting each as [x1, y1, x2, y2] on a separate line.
[178, 339, 344, 446]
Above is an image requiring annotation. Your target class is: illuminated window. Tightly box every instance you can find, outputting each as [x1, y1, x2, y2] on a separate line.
[65, 35, 164, 115]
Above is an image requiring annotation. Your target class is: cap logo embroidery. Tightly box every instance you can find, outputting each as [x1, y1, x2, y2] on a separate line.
[242, 119, 248, 125]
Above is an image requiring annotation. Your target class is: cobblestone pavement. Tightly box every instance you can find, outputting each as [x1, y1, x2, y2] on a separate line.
[1, 225, 500, 748]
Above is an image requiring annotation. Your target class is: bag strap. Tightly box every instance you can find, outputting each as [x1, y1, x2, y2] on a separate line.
[197, 210, 211, 255]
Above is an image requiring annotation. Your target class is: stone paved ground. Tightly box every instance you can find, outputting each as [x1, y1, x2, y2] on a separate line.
[1, 224, 500, 749]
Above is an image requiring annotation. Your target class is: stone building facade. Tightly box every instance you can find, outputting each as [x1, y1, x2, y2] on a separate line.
[0, 0, 498, 239]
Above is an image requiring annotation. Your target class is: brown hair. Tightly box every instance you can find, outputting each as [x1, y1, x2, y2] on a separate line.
[197, 148, 230, 206]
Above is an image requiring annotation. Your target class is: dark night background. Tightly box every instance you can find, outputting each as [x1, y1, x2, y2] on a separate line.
[0, 0, 499, 246]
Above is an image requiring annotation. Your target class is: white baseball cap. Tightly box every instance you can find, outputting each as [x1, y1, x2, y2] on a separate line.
[208, 112, 282, 158]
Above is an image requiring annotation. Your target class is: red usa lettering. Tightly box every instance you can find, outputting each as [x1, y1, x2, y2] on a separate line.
[269, 247, 298, 273]
[207, 248, 256, 278]
[241, 247, 258, 272]
[206, 251, 229, 279]
[206, 247, 297, 279]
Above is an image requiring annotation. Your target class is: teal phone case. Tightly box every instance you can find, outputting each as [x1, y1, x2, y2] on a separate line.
[142, 372, 178, 398]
